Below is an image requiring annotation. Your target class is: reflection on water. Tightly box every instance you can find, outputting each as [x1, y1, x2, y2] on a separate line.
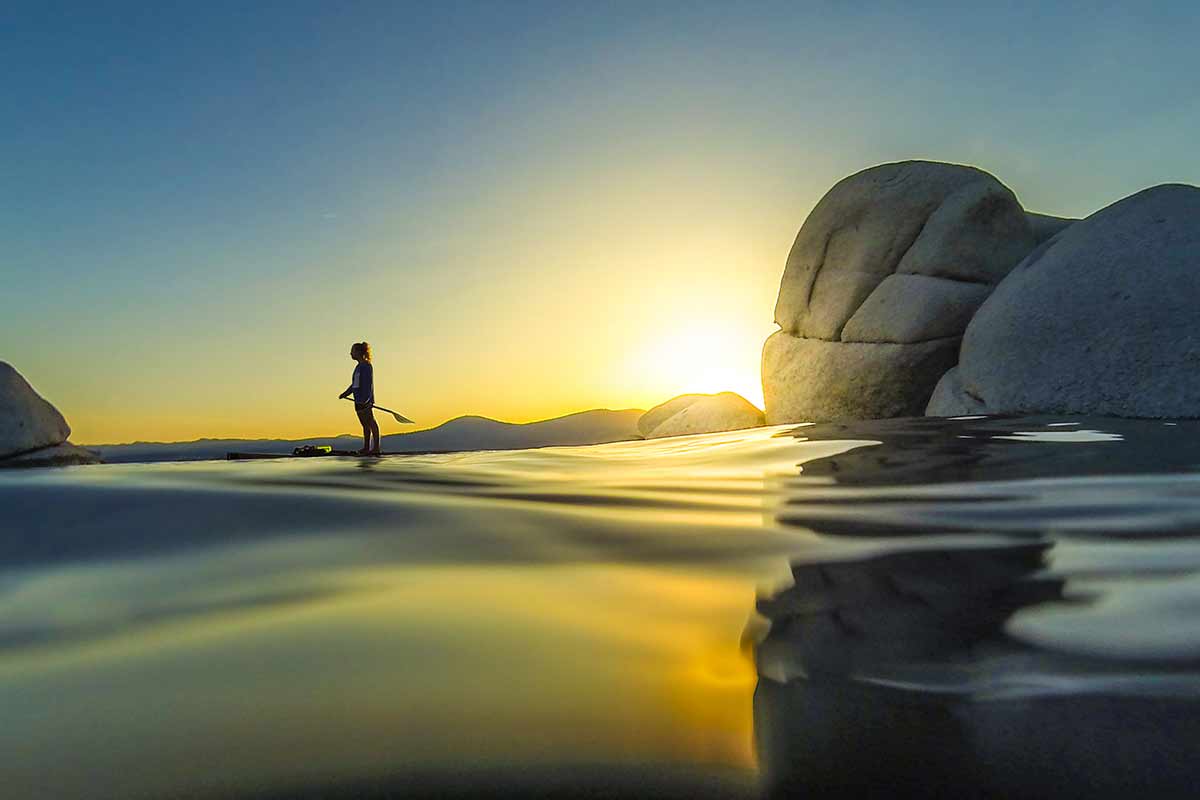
[0, 429, 800, 800]
[2, 418, 1200, 797]
[783, 414, 1200, 484]
[756, 416, 1200, 799]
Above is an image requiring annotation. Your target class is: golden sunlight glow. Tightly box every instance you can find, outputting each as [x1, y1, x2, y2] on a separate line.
[631, 321, 768, 410]
[58, 146, 792, 444]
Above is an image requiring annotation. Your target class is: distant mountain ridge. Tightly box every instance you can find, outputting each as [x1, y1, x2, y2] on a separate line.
[92, 408, 645, 464]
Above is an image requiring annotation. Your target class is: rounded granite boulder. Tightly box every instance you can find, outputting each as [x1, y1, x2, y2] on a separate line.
[639, 392, 765, 439]
[0, 362, 99, 467]
[637, 393, 710, 438]
[764, 161, 1039, 423]
[0, 361, 71, 458]
[928, 184, 1200, 418]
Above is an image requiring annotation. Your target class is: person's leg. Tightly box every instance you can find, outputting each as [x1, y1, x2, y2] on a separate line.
[365, 407, 380, 454]
[356, 406, 373, 453]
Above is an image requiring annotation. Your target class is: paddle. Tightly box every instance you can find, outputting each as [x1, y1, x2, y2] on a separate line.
[342, 397, 414, 424]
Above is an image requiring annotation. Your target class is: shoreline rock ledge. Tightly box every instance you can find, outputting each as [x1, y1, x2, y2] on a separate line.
[763, 160, 1066, 423]
[0, 362, 99, 468]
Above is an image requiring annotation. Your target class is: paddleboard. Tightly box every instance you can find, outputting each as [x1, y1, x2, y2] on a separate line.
[226, 450, 390, 460]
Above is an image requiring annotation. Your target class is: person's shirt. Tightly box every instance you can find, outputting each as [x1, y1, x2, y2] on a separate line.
[351, 362, 374, 405]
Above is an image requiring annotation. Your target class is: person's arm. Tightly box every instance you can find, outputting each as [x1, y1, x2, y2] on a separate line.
[338, 368, 360, 399]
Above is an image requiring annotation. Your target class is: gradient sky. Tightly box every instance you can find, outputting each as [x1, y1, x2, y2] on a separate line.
[3, 2, 1199, 443]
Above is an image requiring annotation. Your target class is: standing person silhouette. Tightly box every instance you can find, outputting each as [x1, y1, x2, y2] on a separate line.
[338, 342, 380, 455]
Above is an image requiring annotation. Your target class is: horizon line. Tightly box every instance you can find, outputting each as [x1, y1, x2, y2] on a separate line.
[79, 406, 650, 448]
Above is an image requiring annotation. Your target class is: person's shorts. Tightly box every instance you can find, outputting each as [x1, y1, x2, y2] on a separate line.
[355, 403, 375, 425]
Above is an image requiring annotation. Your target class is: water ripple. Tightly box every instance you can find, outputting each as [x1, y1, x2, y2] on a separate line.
[4, 416, 1200, 798]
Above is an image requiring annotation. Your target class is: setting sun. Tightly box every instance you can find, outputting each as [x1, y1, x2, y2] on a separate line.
[630, 321, 771, 410]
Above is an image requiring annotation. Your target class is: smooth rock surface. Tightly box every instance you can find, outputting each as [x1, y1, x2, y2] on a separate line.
[927, 184, 1200, 418]
[1025, 211, 1076, 245]
[763, 331, 960, 423]
[2, 442, 100, 468]
[841, 274, 992, 344]
[640, 392, 764, 439]
[925, 367, 987, 416]
[637, 394, 709, 438]
[765, 161, 1038, 422]
[774, 161, 1034, 342]
[0, 362, 70, 458]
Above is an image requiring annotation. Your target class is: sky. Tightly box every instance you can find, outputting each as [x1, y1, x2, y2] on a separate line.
[3, 1, 1199, 444]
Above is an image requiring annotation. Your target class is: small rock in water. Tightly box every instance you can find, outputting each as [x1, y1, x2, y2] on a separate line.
[639, 392, 764, 439]
[638, 393, 713, 438]
[0, 362, 99, 467]
[1, 361, 71, 458]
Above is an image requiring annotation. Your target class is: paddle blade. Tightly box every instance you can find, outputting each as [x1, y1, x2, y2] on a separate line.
[390, 411, 414, 424]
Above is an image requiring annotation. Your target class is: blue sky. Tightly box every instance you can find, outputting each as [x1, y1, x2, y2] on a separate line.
[3, 2, 1198, 442]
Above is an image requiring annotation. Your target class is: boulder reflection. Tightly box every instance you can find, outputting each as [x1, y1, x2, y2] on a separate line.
[756, 545, 1061, 683]
[779, 415, 1200, 485]
[753, 417, 1200, 798]
[755, 544, 1065, 798]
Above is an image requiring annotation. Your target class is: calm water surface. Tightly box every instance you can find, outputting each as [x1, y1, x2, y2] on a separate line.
[3, 417, 1200, 798]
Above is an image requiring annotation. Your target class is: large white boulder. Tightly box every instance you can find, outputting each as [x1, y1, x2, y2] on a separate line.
[928, 184, 1200, 418]
[639, 392, 764, 439]
[764, 161, 1038, 423]
[763, 333, 960, 421]
[1, 362, 71, 458]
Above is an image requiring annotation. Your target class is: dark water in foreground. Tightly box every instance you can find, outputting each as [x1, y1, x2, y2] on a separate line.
[3, 416, 1200, 799]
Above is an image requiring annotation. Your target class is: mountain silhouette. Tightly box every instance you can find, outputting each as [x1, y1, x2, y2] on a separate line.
[93, 409, 645, 463]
